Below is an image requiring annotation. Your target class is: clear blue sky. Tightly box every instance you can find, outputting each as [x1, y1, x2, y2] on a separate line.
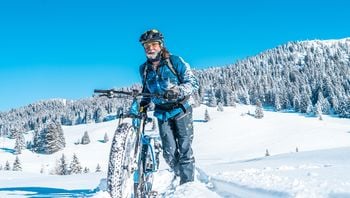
[0, 0, 349, 112]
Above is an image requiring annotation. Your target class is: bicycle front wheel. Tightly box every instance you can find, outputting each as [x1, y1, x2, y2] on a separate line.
[134, 139, 155, 198]
[107, 122, 139, 198]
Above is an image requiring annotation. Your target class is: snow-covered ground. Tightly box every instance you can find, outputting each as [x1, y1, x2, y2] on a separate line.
[1, 104, 350, 198]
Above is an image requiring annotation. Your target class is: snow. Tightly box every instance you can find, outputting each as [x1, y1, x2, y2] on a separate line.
[1, 104, 350, 198]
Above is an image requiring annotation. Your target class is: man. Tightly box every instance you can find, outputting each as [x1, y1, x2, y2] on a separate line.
[139, 29, 199, 184]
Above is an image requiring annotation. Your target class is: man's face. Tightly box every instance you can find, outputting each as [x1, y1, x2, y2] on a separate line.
[143, 41, 162, 60]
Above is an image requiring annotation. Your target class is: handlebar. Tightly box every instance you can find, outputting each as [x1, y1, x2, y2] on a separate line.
[94, 89, 160, 98]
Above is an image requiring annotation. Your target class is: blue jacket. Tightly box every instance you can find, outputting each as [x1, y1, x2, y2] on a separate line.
[140, 55, 199, 121]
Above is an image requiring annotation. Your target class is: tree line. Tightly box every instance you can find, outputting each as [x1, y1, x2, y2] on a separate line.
[1, 39, 349, 137]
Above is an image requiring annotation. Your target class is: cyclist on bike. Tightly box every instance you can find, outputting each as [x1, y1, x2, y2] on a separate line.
[139, 29, 199, 185]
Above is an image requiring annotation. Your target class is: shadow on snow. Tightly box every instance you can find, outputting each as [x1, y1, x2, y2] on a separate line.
[0, 187, 97, 198]
[0, 147, 15, 154]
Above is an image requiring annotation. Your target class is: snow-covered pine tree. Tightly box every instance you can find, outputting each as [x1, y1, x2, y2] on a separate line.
[204, 109, 211, 122]
[103, 132, 109, 143]
[32, 128, 41, 152]
[338, 98, 350, 118]
[26, 140, 33, 150]
[55, 154, 69, 175]
[316, 92, 331, 114]
[40, 164, 45, 174]
[207, 88, 217, 107]
[217, 102, 224, 112]
[4, 160, 11, 171]
[84, 109, 93, 124]
[83, 167, 90, 173]
[13, 128, 25, 154]
[255, 100, 264, 119]
[14, 141, 22, 155]
[74, 138, 80, 145]
[56, 122, 66, 149]
[81, 131, 91, 145]
[12, 156, 22, 171]
[274, 93, 282, 112]
[96, 163, 101, 172]
[223, 89, 237, 107]
[69, 153, 82, 174]
[94, 107, 106, 123]
[35, 121, 65, 154]
[300, 89, 313, 114]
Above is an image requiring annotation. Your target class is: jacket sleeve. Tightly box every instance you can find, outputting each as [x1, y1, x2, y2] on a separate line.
[139, 63, 151, 105]
[173, 56, 199, 98]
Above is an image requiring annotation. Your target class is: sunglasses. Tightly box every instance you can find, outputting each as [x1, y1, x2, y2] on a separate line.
[143, 42, 161, 49]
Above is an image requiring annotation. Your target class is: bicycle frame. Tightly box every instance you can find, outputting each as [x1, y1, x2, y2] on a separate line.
[96, 89, 160, 197]
[123, 98, 158, 185]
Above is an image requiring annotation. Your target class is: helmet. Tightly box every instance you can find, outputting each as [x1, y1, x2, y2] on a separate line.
[139, 29, 164, 45]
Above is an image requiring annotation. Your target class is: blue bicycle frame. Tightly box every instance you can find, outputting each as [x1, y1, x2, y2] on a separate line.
[129, 98, 158, 186]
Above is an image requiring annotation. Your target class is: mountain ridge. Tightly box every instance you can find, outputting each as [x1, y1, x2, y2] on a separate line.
[1, 38, 349, 136]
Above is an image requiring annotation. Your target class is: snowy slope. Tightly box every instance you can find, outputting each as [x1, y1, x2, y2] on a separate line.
[1, 104, 350, 198]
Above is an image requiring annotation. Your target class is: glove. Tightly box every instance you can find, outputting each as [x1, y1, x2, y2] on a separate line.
[164, 87, 180, 100]
[139, 100, 149, 113]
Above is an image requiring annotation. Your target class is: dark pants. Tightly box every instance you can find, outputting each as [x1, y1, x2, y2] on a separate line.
[157, 107, 195, 184]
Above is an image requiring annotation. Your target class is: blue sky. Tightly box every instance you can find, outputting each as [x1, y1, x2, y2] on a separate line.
[0, 0, 349, 111]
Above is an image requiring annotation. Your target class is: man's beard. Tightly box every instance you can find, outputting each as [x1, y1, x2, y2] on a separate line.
[146, 50, 162, 62]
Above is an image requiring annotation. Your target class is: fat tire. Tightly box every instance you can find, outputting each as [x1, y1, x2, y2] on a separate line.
[107, 122, 138, 198]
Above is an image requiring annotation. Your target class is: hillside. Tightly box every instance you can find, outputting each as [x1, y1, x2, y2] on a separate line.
[1, 104, 350, 197]
[1, 38, 350, 139]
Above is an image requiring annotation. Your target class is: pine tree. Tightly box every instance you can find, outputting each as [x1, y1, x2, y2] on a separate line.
[94, 107, 106, 123]
[40, 164, 45, 174]
[0, 164, 2, 170]
[74, 138, 80, 145]
[204, 109, 211, 122]
[255, 100, 264, 119]
[338, 98, 350, 118]
[69, 153, 82, 174]
[12, 156, 22, 171]
[103, 132, 109, 143]
[32, 128, 41, 152]
[207, 88, 217, 107]
[96, 163, 101, 172]
[56, 122, 66, 149]
[14, 138, 23, 155]
[274, 94, 282, 111]
[4, 161, 11, 171]
[83, 167, 90, 173]
[26, 140, 33, 150]
[55, 154, 69, 175]
[34, 121, 65, 154]
[13, 129, 25, 154]
[81, 131, 91, 145]
[217, 102, 224, 112]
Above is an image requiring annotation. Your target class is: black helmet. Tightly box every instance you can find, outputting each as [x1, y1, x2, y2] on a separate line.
[139, 29, 164, 45]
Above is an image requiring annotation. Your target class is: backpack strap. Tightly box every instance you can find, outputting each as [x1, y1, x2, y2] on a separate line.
[141, 62, 148, 93]
[165, 57, 181, 83]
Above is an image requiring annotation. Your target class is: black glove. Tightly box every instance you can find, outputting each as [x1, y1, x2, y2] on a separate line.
[139, 100, 149, 113]
[164, 87, 180, 100]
